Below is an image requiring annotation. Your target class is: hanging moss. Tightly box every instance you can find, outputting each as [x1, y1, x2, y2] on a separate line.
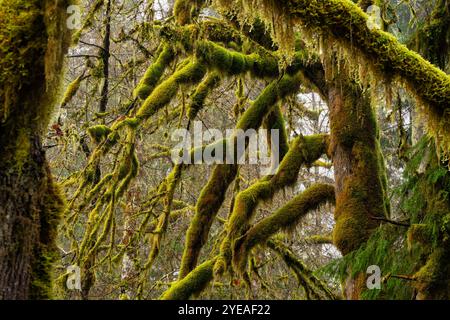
[173, 0, 205, 25]
[60, 74, 83, 107]
[233, 183, 335, 273]
[160, 259, 215, 300]
[414, 0, 450, 71]
[215, 0, 296, 59]
[286, 0, 450, 154]
[72, 0, 104, 44]
[133, 44, 174, 100]
[187, 71, 221, 120]
[219, 0, 450, 154]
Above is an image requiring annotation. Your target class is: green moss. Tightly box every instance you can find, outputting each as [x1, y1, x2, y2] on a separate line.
[31, 169, 66, 299]
[262, 104, 289, 159]
[233, 183, 335, 273]
[87, 124, 112, 144]
[195, 40, 279, 78]
[414, 0, 450, 70]
[72, 0, 103, 44]
[407, 224, 433, 250]
[136, 59, 206, 121]
[133, 44, 174, 100]
[399, 137, 450, 299]
[187, 71, 221, 120]
[414, 248, 450, 299]
[179, 164, 238, 278]
[13, 128, 31, 170]
[173, 0, 204, 25]
[160, 259, 215, 300]
[221, 134, 329, 274]
[0, 0, 69, 298]
[236, 73, 302, 130]
[327, 76, 388, 255]
[321, 224, 421, 300]
[0, 0, 46, 123]
[60, 74, 83, 107]
[180, 72, 304, 278]
[283, 0, 450, 154]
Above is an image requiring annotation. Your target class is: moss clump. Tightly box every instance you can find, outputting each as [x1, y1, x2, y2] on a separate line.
[414, 248, 450, 299]
[160, 259, 215, 300]
[173, 0, 204, 25]
[87, 124, 112, 144]
[60, 74, 83, 107]
[233, 183, 335, 273]
[133, 44, 174, 100]
[187, 71, 221, 120]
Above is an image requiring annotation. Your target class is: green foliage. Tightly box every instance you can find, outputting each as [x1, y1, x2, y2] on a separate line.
[321, 224, 422, 300]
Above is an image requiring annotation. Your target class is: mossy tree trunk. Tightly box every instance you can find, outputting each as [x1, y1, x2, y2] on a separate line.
[327, 69, 389, 299]
[0, 0, 70, 299]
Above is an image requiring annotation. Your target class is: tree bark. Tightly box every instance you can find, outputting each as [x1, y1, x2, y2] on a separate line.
[0, 0, 70, 299]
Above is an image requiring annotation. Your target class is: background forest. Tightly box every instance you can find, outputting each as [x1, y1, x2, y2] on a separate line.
[0, 0, 449, 300]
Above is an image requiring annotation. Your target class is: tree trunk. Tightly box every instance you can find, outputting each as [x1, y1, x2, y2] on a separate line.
[0, 0, 70, 299]
[327, 72, 389, 298]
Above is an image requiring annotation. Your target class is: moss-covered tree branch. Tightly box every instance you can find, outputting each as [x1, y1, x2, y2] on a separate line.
[232, 183, 335, 273]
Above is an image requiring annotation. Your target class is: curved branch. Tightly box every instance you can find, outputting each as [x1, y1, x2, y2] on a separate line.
[233, 183, 335, 273]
